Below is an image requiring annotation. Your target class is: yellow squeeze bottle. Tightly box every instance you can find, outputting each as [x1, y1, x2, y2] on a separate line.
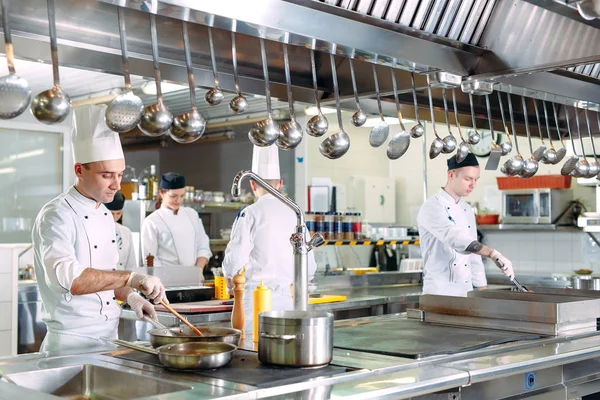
[252, 279, 272, 342]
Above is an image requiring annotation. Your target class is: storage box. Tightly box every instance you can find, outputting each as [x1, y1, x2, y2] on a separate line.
[496, 175, 571, 190]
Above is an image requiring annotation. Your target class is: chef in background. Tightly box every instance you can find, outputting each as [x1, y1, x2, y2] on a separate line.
[141, 172, 212, 281]
[104, 191, 137, 271]
[32, 105, 166, 356]
[417, 153, 515, 297]
[222, 145, 317, 333]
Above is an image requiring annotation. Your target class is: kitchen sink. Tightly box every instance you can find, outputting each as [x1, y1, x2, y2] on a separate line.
[3, 364, 192, 399]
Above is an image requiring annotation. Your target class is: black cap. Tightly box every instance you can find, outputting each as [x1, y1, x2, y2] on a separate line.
[447, 153, 479, 171]
[104, 191, 125, 211]
[160, 172, 185, 190]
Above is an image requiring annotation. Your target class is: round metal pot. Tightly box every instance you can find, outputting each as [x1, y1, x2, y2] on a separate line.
[258, 310, 334, 368]
[148, 326, 241, 348]
[571, 276, 600, 291]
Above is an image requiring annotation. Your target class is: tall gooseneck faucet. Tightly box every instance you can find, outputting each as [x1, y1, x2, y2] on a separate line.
[231, 170, 324, 311]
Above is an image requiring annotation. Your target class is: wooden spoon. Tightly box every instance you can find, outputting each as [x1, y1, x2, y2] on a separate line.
[159, 300, 203, 337]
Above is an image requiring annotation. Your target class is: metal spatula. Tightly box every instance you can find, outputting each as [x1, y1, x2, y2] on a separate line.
[485, 141, 502, 170]
[512, 277, 530, 292]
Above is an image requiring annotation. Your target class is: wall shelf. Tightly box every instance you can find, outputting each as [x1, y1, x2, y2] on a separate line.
[323, 239, 420, 246]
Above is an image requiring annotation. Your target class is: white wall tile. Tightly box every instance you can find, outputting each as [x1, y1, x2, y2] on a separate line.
[0, 302, 11, 331]
[0, 274, 12, 302]
[0, 330, 12, 357]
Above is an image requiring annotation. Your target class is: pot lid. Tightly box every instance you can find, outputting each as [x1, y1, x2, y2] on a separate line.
[259, 310, 333, 326]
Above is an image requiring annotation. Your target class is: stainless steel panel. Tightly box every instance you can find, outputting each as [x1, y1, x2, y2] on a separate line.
[411, 0, 434, 30]
[371, 0, 391, 18]
[591, 64, 600, 79]
[384, 0, 406, 22]
[423, 0, 449, 33]
[436, 0, 462, 36]
[356, 0, 376, 14]
[448, 0, 475, 40]
[470, 0, 496, 45]
[459, 0, 487, 44]
[398, 0, 421, 26]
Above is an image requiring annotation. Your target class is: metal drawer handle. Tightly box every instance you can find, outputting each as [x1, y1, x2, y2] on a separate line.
[260, 332, 304, 341]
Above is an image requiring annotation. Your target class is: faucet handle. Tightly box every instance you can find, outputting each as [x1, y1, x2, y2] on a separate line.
[308, 232, 325, 251]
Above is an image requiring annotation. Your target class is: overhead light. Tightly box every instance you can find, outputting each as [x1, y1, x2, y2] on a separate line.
[0, 167, 16, 174]
[304, 106, 337, 116]
[141, 81, 188, 95]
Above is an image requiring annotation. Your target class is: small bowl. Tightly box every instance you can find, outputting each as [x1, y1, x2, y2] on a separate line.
[307, 283, 317, 293]
[476, 214, 499, 225]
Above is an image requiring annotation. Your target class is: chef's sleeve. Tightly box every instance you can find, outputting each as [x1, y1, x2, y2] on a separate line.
[417, 201, 474, 253]
[222, 209, 254, 278]
[123, 228, 138, 270]
[35, 209, 87, 293]
[192, 211, 212, 260]
[141, 217, 161, 266]
[469, 254, 488, 287]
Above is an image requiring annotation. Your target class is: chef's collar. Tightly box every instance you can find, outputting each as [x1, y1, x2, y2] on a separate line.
[438, 188, 461, 204]
[159, 204, 181, 215]
[69, 186, 101, 209]
[257, 193, 275, 202]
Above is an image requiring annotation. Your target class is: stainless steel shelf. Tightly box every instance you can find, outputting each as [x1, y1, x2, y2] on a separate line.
[323, 239, 420, 246]
[477, 224, 581, 232]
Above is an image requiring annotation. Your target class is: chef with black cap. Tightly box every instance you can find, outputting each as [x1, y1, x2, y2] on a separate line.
[417, 153, 515, 297]
[141, 172, 211, 280]
[103, 191, 137, 271]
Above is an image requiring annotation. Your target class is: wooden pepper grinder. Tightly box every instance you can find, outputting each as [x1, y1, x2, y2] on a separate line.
[231, 270, 246, 339]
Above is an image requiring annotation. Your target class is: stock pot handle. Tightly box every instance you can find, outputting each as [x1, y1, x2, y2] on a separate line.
[260, 332, 304, 341]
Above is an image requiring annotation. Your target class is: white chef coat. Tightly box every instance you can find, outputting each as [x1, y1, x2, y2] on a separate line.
[141, 206, 212, 266]
[222, 194, 317, 333]
[32, 186, 121, 356]
[417, 189, 487, 297]
[115, 222, 137, 271]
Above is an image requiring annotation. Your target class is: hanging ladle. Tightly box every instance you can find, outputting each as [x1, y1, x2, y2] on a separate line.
[205, 27, 224, 106]
[519, 95, 539, 178]
[229, 32, 248, 114]
[320, 53, 350, 159]
[440, 88, 457, 153]
[542, 100, 559, 164]
[572, 108, 590, 178]
[467, 94, 481, 145]
[451, 89, 469, 163]
[369, 62, 389, 147]
[584, 109, 600, 178]
[0, 0, 31, 119]
[306, 49, 329, 136]
[560, 106, 580, 176]
[500, 93, 523, 176]
[551, 102, 567, 163]
[427, 75, 444, 159]
[277, 43, 303, 150]
[170, 21, 206, 144]
[409, 70, 425, 138]
[495, 93, 512, 156]
[248, 38, 280, 147]
[386, 63, 410, 160]
[349, 58, 367, 127]
[31, 0, 71, 124]
[531, 98, 548, 162]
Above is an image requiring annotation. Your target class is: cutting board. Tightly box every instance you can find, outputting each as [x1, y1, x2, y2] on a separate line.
[154, 299, 233, 314]
[308, 294, 347, 304]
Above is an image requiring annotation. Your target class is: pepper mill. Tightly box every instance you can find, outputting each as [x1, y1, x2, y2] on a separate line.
[231, 271, 246, 339]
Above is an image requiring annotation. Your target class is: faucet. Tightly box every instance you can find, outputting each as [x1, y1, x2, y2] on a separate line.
[231, 170, 324, 311]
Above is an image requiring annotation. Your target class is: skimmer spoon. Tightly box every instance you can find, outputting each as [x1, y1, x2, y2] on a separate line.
[451, 89, 469, 163]
[531, 98, 548, 162]
[584, 109, 600, 178]
[572, 109, 590, 178]
[426, 75, 444, 159]
[440, 88, 457, 153]
[369, 62, 389, 147]
[560, 106, 580, 176]
[500, 93, 523, 176]
[277, 42, 303, 150]
[409, 70, 424, 138]
[519, 96, 539, 178]
[229, 31, 248, 114]
[0, 0, 31, 119]
[349, 58, 367, 127]
[205, 27, 224, 106]
[467, 94, 481, 145]
[551, 102, 567, 163]
[306, 48, 329, 137]
[386, 63, 410, 160]
[542, 100, 559, 164]
[320, 53, 350, 159]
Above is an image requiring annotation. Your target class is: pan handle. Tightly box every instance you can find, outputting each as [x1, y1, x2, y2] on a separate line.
[260, 332, 304, 341]
[100, 337, 159, 355]
[142, 315, 168, 329]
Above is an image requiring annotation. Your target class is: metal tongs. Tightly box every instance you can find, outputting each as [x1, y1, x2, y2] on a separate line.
[497, 258, 530, 292]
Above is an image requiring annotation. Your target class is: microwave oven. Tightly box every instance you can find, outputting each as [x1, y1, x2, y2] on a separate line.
[501, 189, 573, 224]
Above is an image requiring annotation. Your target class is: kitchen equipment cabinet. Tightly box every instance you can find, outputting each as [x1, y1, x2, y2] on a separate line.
[350, 176, 396, 223]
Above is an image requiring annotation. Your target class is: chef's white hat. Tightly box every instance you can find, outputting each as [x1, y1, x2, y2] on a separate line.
[251, 145, 280, 179]
[72, 105, 124, 164]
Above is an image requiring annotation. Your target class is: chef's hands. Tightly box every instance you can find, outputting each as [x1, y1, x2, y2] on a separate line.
[127, 291, 157, 320]
[126, 272, 167, 304]
[490, 250, 515, 281]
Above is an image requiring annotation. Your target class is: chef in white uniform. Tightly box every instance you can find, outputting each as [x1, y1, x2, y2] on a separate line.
[141, 173, 212, 280]
[32, 105, 167, 356]
[222, 145, 317, 333]
[104, 191, 137, 271]
[417, 153, 515, 297]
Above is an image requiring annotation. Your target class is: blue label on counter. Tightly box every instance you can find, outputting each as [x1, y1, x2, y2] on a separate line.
[525, 371, 536, 390]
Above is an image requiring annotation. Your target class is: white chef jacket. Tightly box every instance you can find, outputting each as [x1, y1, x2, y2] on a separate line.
[417, 189, 487, 297]
[115, 222, 137, 271]
[141, 206, 212, 266]
[32, 186, 121, 355]
[222, 194, 317, 333]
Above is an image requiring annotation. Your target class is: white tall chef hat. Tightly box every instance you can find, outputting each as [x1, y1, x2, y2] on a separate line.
[72, 105, 124, 164]
[251, 145, 280, 180]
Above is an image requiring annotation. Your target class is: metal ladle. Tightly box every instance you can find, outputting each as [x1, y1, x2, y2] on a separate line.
[170, 21, 206, 144]
[519, 96, 539, 178]
[572, 109, 590, 178]
[0, 0, 31, 119]
[229, 32, 248, 114]
[205, 27, 224, 106]
[369, 62, 389, 147]
[551, 102, 567, 163]
[584, 109, 600, 178]
[306, 48, 329, 137]
[467, 94, 481, 145]
[542, 100, 559, 164]
[531, 98, 548, 161]
[427, 75, 444, 159]
[349, 58, 367, 127]
[320, 53, 350, 159]
[31, 0, 71, 124]
[495, 93, 512, 156]
[500, 93, 523, 176]
[277, 43, 303, 150]
[409, 70, 424, 138]
[452, 89, 470, 163]
[386, 63, 410, 160]
[440, 88, 457, 153]
[138, 14, 172, 136]
[248, 38, 280, 147]
[560, 106, 579, 176]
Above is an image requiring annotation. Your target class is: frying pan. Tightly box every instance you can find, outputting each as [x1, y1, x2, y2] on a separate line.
[104, 338, 236, 370]
[148, 326, 242, 348]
